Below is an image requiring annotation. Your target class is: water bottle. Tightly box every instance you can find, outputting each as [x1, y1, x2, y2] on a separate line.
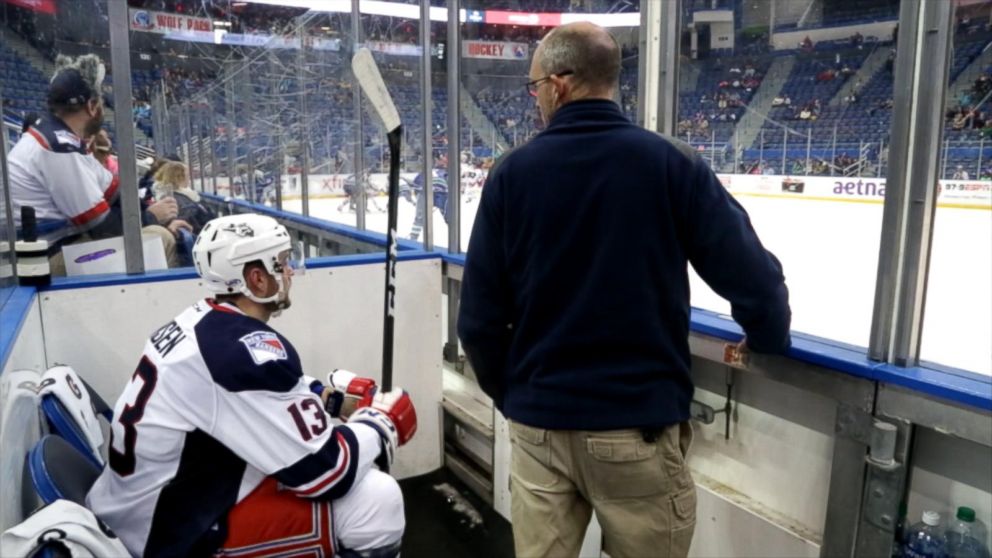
[945, 507, 990, 558]
[903, 510, 945, 558]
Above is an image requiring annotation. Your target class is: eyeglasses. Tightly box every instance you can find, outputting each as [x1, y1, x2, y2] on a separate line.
[525, 70, 574, 97]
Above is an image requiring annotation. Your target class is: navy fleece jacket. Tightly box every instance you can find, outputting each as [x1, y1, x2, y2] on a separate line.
[458, 99, 791, 430]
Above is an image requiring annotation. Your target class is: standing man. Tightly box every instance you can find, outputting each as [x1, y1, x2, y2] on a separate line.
[87, 214, 416, 557]
[458, 23, 791, 558]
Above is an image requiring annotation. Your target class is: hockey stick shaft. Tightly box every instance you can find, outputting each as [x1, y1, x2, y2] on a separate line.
[381, 128, 401, 391]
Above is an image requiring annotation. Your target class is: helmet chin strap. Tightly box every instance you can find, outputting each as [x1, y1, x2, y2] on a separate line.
[241, 273, 287, 310]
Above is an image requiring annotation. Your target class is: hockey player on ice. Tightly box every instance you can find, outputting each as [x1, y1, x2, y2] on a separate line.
[409, 154, 451, 242]
[86, 214, 417, 557]
[338, 170, 386, 213]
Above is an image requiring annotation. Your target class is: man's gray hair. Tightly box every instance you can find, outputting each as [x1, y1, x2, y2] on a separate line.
[539, 25, 621, 91]
[52, 54, 105, 98]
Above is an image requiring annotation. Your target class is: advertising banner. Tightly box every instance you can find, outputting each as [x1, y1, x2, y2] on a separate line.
[716, 174, 991, 209]
[462, 40, 529, 61]
[130, 8, 212, 34]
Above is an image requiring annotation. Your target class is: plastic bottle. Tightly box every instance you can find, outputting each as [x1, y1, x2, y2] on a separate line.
[903, 510, 945, 558]
[945, 507, 990, 558]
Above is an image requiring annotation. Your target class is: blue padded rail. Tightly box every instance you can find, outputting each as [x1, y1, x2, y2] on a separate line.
[691, 308, 992, 412]
[0, 286, 36, 373]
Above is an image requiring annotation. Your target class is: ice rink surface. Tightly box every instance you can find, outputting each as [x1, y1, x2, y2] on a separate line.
[284, 191, 991, 377]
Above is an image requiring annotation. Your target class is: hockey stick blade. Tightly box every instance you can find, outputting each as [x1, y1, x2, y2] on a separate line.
[352, 48, 401, 134]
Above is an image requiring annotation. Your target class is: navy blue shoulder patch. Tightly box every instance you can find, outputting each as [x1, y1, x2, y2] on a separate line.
[30, 114, 87, 155]
[195, 308, 303, 393]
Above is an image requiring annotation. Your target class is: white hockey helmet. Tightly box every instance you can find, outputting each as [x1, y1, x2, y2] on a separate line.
[192, 214, 301, 305]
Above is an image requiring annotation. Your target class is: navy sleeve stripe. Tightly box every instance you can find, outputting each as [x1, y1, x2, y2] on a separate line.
[274, 427, 360, 500]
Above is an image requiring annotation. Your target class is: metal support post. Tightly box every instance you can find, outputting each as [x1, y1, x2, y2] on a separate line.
[942, 139, 949, 179]
[656, 0, 681, 135]
[351, 0, 366, 229]
[759, 128, 764, 169]
[298, 23, 312, 218]
[710, 130, 716, 167]
[977, 136, 985, 177]
[447, 0, 461, 253]
[821, 403, 874, 558]
[734, 128, 740, 171]
[207, 107, 219, 195]
[878, 141, 884, 178]
[868, 0, 954, 367]
[806, 127, 812, 174]
[854, 420, 914, 557]
[0, 86, 18, 280]
[225, 66, 237, 197]
[275, 133, 283, 211]
[420, 0, 434, 249]
[637, 0, 662, 130]
[197, 109, 208, 193]
[108, 1, 144, 274]
[444, 0, 462, 365]
[831, 123, 838, 176]
[782, 128, 788, 174]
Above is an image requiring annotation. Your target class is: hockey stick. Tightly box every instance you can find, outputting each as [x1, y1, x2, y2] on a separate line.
[352, 47, 402, 391]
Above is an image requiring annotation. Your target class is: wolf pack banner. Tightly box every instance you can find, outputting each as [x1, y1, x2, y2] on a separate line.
[130, 8, 213, 34]
[462, 40, 529, 61]
[3, 0, 55, 14]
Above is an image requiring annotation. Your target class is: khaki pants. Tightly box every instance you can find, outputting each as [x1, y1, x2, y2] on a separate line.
[48, 225, 179, 276]
[509, 421, 696, 558]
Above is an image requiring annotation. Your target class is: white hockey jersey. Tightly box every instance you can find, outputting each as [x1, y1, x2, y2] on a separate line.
[7, 113, 118, 241]
[86, 300, 382, 557]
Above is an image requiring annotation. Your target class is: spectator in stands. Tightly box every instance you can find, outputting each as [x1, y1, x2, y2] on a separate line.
[459, 22, 790, 558]
[90, 129, 117, 175]
[972, 111, 987, 130]
[975, 74, 991, 97]
[953, 165, 970, 180]
[953, 110, 968, 131]
[152, 161, 217, 236]
[7, 54, 185, 274]
[800, 36, 814, 52]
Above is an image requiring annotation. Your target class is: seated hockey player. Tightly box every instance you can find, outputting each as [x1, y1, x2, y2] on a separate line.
[86, 213, 416, 557]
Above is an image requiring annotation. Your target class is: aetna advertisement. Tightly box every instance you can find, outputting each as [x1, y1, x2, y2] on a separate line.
[3, 0, 56, 15]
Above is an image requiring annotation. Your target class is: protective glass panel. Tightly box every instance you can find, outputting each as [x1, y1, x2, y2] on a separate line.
[921, 0, 992, 376]
[682, 0, 899, 348]
[0, 0, 121, 275]
[458, 2, 641, 253]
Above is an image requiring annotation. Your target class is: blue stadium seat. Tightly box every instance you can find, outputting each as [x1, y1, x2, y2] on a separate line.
[27, 435, 102, 507]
